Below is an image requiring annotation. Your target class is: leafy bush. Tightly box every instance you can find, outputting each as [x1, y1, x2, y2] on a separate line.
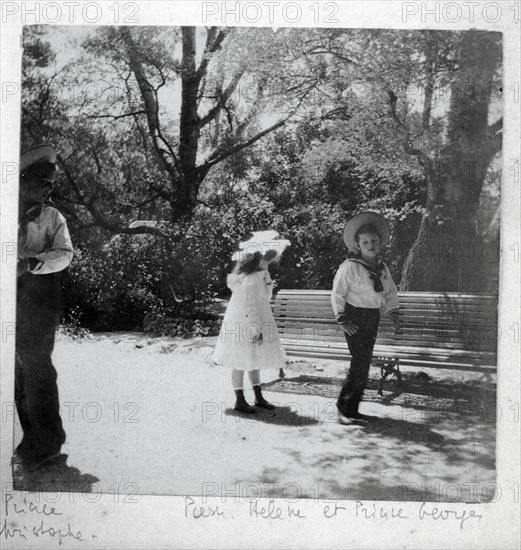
[63, 241, 166, 332]
[63, 227, 225, 332]
[142, 307, 221, 338]
[59, 305, 92, 340]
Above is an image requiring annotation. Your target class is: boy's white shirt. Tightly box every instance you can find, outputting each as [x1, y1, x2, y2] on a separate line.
[18, 205, 74, 275]
[331, 259, 399, 319]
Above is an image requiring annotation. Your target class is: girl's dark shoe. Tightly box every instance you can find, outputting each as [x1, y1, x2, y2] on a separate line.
[234, 390, 257, 414]
[253, 385, 276, 410]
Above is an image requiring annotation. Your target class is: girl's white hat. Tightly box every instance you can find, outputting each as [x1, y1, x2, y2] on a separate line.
[343, 211, 391, 252]
[232, 230, 291, 261]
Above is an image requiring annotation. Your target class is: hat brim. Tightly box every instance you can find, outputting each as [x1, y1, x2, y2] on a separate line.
[20, 144, 57, 173]
[232, 236, 291, 261]
[343, 212, 391, 251]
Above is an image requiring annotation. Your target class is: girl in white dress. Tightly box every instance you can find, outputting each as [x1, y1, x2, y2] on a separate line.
[213, 231, 290, 413]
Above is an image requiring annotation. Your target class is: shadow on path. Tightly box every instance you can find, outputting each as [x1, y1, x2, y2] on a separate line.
[264, 374, 496, 415]
[263, 412, 494, 502]
[335, 415, 447, 447]
[14, 463, 100, 493]
[224, 406, 319, 426]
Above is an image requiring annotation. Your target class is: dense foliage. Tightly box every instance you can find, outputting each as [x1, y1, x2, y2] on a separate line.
[20, 26, 501, 333]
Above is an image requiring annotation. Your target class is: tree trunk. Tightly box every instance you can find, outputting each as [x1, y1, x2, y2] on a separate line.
[400, 31, 501, 292]
[177, 27, 202, 221]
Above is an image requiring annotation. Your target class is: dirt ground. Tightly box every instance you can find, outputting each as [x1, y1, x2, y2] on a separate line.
[13, 332, 497, 503]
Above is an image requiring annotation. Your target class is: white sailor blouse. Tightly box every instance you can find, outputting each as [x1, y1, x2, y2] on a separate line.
[331, 259, 399, 323]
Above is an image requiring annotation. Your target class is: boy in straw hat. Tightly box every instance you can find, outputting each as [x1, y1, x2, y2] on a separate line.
[13, 144, 74, 481]
[331, 212, 400, 423]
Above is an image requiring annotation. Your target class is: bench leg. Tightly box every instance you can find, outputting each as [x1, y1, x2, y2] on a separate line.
[376, 359, 401, 396]
[377, 372, 384, 396]
[395, 361, 403, 387]
[377, 363, 391, 396]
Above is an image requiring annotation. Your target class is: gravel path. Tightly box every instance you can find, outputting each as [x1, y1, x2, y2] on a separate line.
[13, 333, 496, 503]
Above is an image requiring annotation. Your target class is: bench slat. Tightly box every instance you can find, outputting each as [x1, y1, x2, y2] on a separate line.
[276, 290, 497, 299]
[279, 335, 496, 351]
[275, 312, 497, 324]
[276, 304, 496, 315]
[279, 332, 497, 353]
[283, 349, 496, 372]
[274, 300, 497, 311]
[280, 340, 495, 364]
[276, 318, 499, 334]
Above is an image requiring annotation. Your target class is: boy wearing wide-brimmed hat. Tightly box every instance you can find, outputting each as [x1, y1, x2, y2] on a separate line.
[13, 144, 74, 480]
[331, 212, 400, 423]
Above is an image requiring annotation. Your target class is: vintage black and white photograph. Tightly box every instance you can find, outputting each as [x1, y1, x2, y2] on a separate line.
[1, 2, 519, 548]
[10, 21, 503, 496]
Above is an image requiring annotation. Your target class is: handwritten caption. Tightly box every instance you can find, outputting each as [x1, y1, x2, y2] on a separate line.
[1, 492, 484, 544]
[184, 497, 482, 531]
[1, 493, 84, 545]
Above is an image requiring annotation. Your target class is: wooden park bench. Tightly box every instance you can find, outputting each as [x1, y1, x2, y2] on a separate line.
[272, 290, 498, 394]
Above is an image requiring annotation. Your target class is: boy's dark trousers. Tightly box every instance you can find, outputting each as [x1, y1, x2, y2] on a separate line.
[337, 303, 380, 415]
[15, 272, 66, 466]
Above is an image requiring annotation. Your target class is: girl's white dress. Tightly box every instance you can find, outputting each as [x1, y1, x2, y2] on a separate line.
[213, 269, 287, 371]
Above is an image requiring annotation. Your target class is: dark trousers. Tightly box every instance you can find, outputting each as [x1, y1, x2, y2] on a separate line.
[15, 273, 66, 465]
[337, 303, 380, 414]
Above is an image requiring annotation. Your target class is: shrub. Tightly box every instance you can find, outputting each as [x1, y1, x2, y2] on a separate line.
[143, 306, 221, 338]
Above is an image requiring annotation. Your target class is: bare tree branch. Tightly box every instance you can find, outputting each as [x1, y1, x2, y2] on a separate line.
[198, 67, 246, 129]
[87, 110, 147, 120]
[199, 86, 313, 174]
[59, 155, 167, 236]
[119, 27, 182, 180]
[196, 27, 229, 83]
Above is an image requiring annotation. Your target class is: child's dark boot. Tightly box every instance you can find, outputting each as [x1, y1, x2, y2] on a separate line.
[234, 390, 257, 414]
[253, 385, 276, 410]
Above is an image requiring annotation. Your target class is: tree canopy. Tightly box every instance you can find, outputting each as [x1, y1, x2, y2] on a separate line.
[21, 25, 502, 329]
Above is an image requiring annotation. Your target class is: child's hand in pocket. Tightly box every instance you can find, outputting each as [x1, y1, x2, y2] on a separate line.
[340, 321, 359, 336]
[390, 314, 402, 334]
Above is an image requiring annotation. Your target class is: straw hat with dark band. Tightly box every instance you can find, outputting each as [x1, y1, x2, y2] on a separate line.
[343, 211, 391, 252]
[20, 144, 57, 173]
